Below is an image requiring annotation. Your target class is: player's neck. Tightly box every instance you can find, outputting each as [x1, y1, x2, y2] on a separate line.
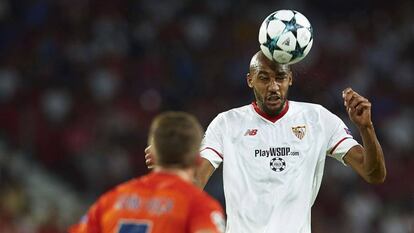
[153, 167, 195, 183]
[252, 100, 289, 122]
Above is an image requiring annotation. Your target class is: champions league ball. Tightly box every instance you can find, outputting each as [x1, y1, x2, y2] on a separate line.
[258, 10, 313, 64]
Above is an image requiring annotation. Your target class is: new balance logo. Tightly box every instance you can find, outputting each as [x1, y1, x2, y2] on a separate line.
[244, 129, 258, 136]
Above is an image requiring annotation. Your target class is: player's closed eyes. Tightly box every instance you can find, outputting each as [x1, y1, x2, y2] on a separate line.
[258, 75, 287, 83]
[276, 76, 287, 81]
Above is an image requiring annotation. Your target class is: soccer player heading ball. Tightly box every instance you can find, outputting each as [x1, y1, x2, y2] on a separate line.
[146, 51, 386, 233]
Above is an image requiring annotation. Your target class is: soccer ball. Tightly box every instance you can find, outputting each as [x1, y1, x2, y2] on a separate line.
[258, 10, 313, 64]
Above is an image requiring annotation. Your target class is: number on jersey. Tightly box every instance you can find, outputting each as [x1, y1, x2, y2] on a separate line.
[118, 220, 152, 233]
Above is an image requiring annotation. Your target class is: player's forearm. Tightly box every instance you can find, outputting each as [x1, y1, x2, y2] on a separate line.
[194, 172, 210, 189]
[358, 124, 386, 184]
[194, 158, 216, 189]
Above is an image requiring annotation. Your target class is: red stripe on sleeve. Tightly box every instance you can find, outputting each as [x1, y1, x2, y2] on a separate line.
[330, 137, 352, 155]
[201, 147, 223, 159]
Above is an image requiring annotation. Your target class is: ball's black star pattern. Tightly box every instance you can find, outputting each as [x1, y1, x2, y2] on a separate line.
[261, 10, 313, 64]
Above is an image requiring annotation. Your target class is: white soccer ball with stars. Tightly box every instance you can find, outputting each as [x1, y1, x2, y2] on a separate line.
[258, 10, 313, 64]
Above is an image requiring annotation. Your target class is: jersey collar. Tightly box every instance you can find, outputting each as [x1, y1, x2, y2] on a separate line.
[251, 100, 289, 123]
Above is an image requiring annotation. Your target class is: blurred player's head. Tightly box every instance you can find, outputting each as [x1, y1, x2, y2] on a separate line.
[247, 51, 292, 117]
[148, 112, 203, 169]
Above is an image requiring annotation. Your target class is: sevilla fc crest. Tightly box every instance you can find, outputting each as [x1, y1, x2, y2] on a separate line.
[292, 125, 306, 140]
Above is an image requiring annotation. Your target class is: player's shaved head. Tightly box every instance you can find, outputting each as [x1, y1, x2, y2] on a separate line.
[247, 51, 293, 117]
[249, 51, 291, 74]
[149, 111, 203, 168]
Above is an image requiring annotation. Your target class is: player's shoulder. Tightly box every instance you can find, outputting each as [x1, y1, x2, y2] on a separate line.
[97, 174, 178, 204]
[226, 104, 252, 114]
[289, 100, 323, 110]
[85, 177, 140, 212]
[215, 104, 253, 121]
[147, 175, 223, 212]
[289, 100, 330, 114]
[289, 100, 340, 124]
[114, 173, 171, 192]
[98, 177, 141, 200]
[125, 172, 206, 198]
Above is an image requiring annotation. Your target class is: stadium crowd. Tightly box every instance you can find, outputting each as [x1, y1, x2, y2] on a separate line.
[0, 0, 413, 232]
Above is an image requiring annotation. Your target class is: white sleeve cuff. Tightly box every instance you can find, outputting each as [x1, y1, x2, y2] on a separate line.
[200, 147, 223, 169]
[329, 137, 360, 166]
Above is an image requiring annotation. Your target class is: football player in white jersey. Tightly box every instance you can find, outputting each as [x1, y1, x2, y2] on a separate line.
[145, 51, 386, 233]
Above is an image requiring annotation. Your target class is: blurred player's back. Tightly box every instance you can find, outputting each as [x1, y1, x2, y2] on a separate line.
[69, 171, 224, 233]
[69, 112, 225, 233]
[69, 111, 225, 233]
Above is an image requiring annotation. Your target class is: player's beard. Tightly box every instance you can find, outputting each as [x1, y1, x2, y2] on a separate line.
[253, 88, 287, 117]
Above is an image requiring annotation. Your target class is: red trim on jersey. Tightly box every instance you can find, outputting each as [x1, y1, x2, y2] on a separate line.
[252, 100, 289, 123]
[330, 137, 352, 154]
[201, 147, 223, 159]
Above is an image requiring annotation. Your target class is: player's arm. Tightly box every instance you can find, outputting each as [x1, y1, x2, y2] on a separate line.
[342, 88, 386, 184]
[194, 157, 216, 189]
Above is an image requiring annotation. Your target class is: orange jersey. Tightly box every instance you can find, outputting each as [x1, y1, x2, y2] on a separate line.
[69, 172, 225, 233]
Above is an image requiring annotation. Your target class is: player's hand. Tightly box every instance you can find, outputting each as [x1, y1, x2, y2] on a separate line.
[342, 88, 373, 128]
[145, 145, 155, 169]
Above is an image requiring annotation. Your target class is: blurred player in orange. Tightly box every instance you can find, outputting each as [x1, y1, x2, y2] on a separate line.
[69, 112, 225, 233]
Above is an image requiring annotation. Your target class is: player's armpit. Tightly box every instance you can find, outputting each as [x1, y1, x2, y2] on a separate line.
[194, 157, 216, 189]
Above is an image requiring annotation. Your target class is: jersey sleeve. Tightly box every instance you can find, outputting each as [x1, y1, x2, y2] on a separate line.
[187, 194, 226, 233]
[322, 108, 360, 165]
[200, 114, 225, 168]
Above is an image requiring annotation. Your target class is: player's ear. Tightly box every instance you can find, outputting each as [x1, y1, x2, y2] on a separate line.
[288, 71, 293, 86]
[246, 73, 253, 88]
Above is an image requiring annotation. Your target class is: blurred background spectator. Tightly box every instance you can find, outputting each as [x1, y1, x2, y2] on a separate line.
[0, 0, 413, 232]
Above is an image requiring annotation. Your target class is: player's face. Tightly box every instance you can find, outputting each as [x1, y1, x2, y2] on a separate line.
[247, 60, 292, 116]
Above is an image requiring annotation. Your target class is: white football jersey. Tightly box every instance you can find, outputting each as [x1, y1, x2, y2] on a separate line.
[200, 101, 360, 233]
